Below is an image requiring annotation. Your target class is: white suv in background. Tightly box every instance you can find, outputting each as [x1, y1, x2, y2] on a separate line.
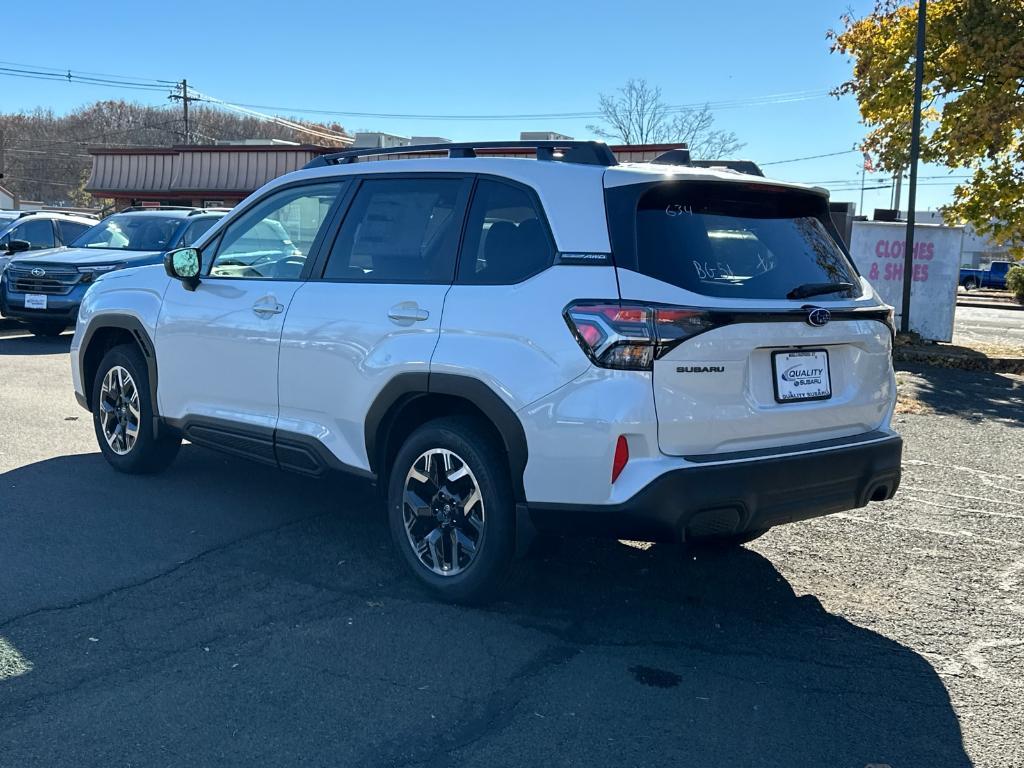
[70, 140, 902, 602]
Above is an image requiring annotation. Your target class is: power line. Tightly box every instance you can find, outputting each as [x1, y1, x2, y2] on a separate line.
[1, 147, 92, 159]
[761, 149, 860, 166]
[211, 89, 830, 122]
[0, 59, 177, 86]
[0, 65, 173, 93]
[0, 175, 79, 187]
[191, 89, 352, 144]
[803, 175, 971, 184]
[0, 58, 828, 128]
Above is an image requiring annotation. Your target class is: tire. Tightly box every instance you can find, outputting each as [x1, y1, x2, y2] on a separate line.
[387, 416, 515, 604]
[963, 278, 978, 291]
[91, 343, 180, 474]
[26, 321, 67, 337]
[686, 527, 770, 549]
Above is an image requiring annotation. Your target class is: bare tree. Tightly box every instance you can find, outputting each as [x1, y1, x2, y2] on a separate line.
[588, 79, 744, 158]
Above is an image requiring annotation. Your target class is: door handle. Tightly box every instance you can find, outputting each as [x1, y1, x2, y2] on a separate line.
[388, 302, 430, 323]
[252, 300, 285, 317]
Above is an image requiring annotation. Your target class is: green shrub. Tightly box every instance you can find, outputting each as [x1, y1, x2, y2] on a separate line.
[1007, 264, 1024, 302]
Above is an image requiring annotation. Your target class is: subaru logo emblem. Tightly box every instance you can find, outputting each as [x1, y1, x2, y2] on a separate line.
[807, 308, 831, 327]
[31, 267, 46, 278]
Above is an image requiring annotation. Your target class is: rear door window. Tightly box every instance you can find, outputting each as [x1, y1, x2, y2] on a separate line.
[178, 217, 220, 247]
[457, 179, 554, 284]
[623, 182, 860, 300]
[57, 220, 92, 245]
[323, 177, 465, 283]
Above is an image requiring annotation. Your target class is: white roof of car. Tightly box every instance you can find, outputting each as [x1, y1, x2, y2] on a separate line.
[256, 156, 827, 254]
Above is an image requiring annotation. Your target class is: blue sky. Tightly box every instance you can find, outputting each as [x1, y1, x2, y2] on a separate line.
[2, 0, 958, 213]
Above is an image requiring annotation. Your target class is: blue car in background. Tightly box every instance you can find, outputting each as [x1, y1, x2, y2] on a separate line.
[0, 207, 225, 336]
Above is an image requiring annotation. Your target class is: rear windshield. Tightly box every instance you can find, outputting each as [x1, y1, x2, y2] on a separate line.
[625, 182, 860, 300]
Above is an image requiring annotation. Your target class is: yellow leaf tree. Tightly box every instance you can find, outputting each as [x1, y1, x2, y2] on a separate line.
[831, 0, 1024, 256]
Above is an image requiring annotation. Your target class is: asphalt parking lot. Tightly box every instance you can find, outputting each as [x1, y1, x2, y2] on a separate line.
[1, 331, 1022, 768]
[954, 304, 1024, 348]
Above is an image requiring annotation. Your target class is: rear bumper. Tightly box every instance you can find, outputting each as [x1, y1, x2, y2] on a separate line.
[525, 433, 903, 543]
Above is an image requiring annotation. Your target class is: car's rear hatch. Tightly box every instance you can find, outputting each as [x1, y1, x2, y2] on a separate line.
[604, 173, 895, 458]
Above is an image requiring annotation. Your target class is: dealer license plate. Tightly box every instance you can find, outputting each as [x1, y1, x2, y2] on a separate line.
[772, 349, 831, 403]
[24, 294, 47, 310]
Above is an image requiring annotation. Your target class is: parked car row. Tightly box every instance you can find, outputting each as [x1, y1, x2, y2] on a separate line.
[0, 207, 228, 336]
[0, 210, 98, 276]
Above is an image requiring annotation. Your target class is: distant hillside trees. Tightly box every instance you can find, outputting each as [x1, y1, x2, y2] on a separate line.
[0, 100, 348, 206]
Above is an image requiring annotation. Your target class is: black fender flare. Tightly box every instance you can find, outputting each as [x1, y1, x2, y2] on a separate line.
[365, 372, 529, 502]
[79, 315, 161, 430]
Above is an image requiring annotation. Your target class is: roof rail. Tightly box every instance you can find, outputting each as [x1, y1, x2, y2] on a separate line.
[303, 140, 618, 169]
[651, 149, 764, 177]
[118, 205, 201, 213]
[16, 209, 100, 220]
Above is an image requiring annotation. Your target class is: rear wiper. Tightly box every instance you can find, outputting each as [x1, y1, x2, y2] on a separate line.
[786, 281, 854, 300]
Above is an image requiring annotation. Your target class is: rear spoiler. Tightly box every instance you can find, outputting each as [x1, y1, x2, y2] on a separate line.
[651, 148, 765, 177]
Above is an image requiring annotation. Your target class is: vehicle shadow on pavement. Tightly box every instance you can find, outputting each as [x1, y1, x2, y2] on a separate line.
[898, 361, 1024, 427]
[494, 539, 973, 767]
[0, 333, 72, 356]
[0, 446, 971, 768]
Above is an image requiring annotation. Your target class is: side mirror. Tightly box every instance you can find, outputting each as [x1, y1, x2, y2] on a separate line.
[164, 247, 202, 291]
[6, 239, 31, 254]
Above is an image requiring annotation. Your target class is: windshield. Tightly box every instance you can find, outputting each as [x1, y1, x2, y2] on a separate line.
[72, 214, 184, 251]
[622, 182, 861, 300]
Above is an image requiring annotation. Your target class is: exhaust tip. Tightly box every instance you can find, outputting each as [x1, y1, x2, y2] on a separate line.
[870, 485, 891, 502]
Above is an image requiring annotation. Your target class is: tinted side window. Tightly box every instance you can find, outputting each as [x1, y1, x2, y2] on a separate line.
[58, 220, 92, 245]
[209, 182, 344, 279]
[15, 219, 57, 250]
[323, 178, 462, 283]
[457, 180, 554, 285]
[178, 217, 219, 247]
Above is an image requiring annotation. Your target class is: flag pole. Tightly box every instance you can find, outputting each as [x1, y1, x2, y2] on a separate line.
[860, 165, 866, 214]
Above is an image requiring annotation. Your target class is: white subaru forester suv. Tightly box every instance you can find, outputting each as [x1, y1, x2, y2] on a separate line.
[70, 140, 902, 602]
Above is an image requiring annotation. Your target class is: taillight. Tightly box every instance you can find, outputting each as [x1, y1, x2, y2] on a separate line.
[564, 301, 716, 370]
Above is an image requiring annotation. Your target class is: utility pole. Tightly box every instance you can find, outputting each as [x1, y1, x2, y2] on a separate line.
[181, 79, 190, 145]
[901, 0, 927, 334]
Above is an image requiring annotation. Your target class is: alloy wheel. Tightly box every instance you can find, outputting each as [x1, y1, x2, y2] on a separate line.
[403, 448, 485, 576]
[99, 365, 141, 455]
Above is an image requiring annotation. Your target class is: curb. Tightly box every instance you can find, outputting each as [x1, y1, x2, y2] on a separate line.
[957, 300, 1024, 312]
[894, 347, 1024, 375]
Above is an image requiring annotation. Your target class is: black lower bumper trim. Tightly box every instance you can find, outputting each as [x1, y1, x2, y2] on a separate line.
[527, 435, 903, 543]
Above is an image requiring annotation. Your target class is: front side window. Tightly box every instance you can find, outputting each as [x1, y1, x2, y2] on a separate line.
[627, 182, 861, 300]
[12, 218, 57, 250]
[72, 215, 183, 251]
[323, 178, 463, 283]
[209, 182, 343, 279]
[457, 180, 554, 284]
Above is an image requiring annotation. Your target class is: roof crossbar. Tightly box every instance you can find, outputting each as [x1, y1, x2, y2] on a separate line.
[304, 140, 618, 169]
